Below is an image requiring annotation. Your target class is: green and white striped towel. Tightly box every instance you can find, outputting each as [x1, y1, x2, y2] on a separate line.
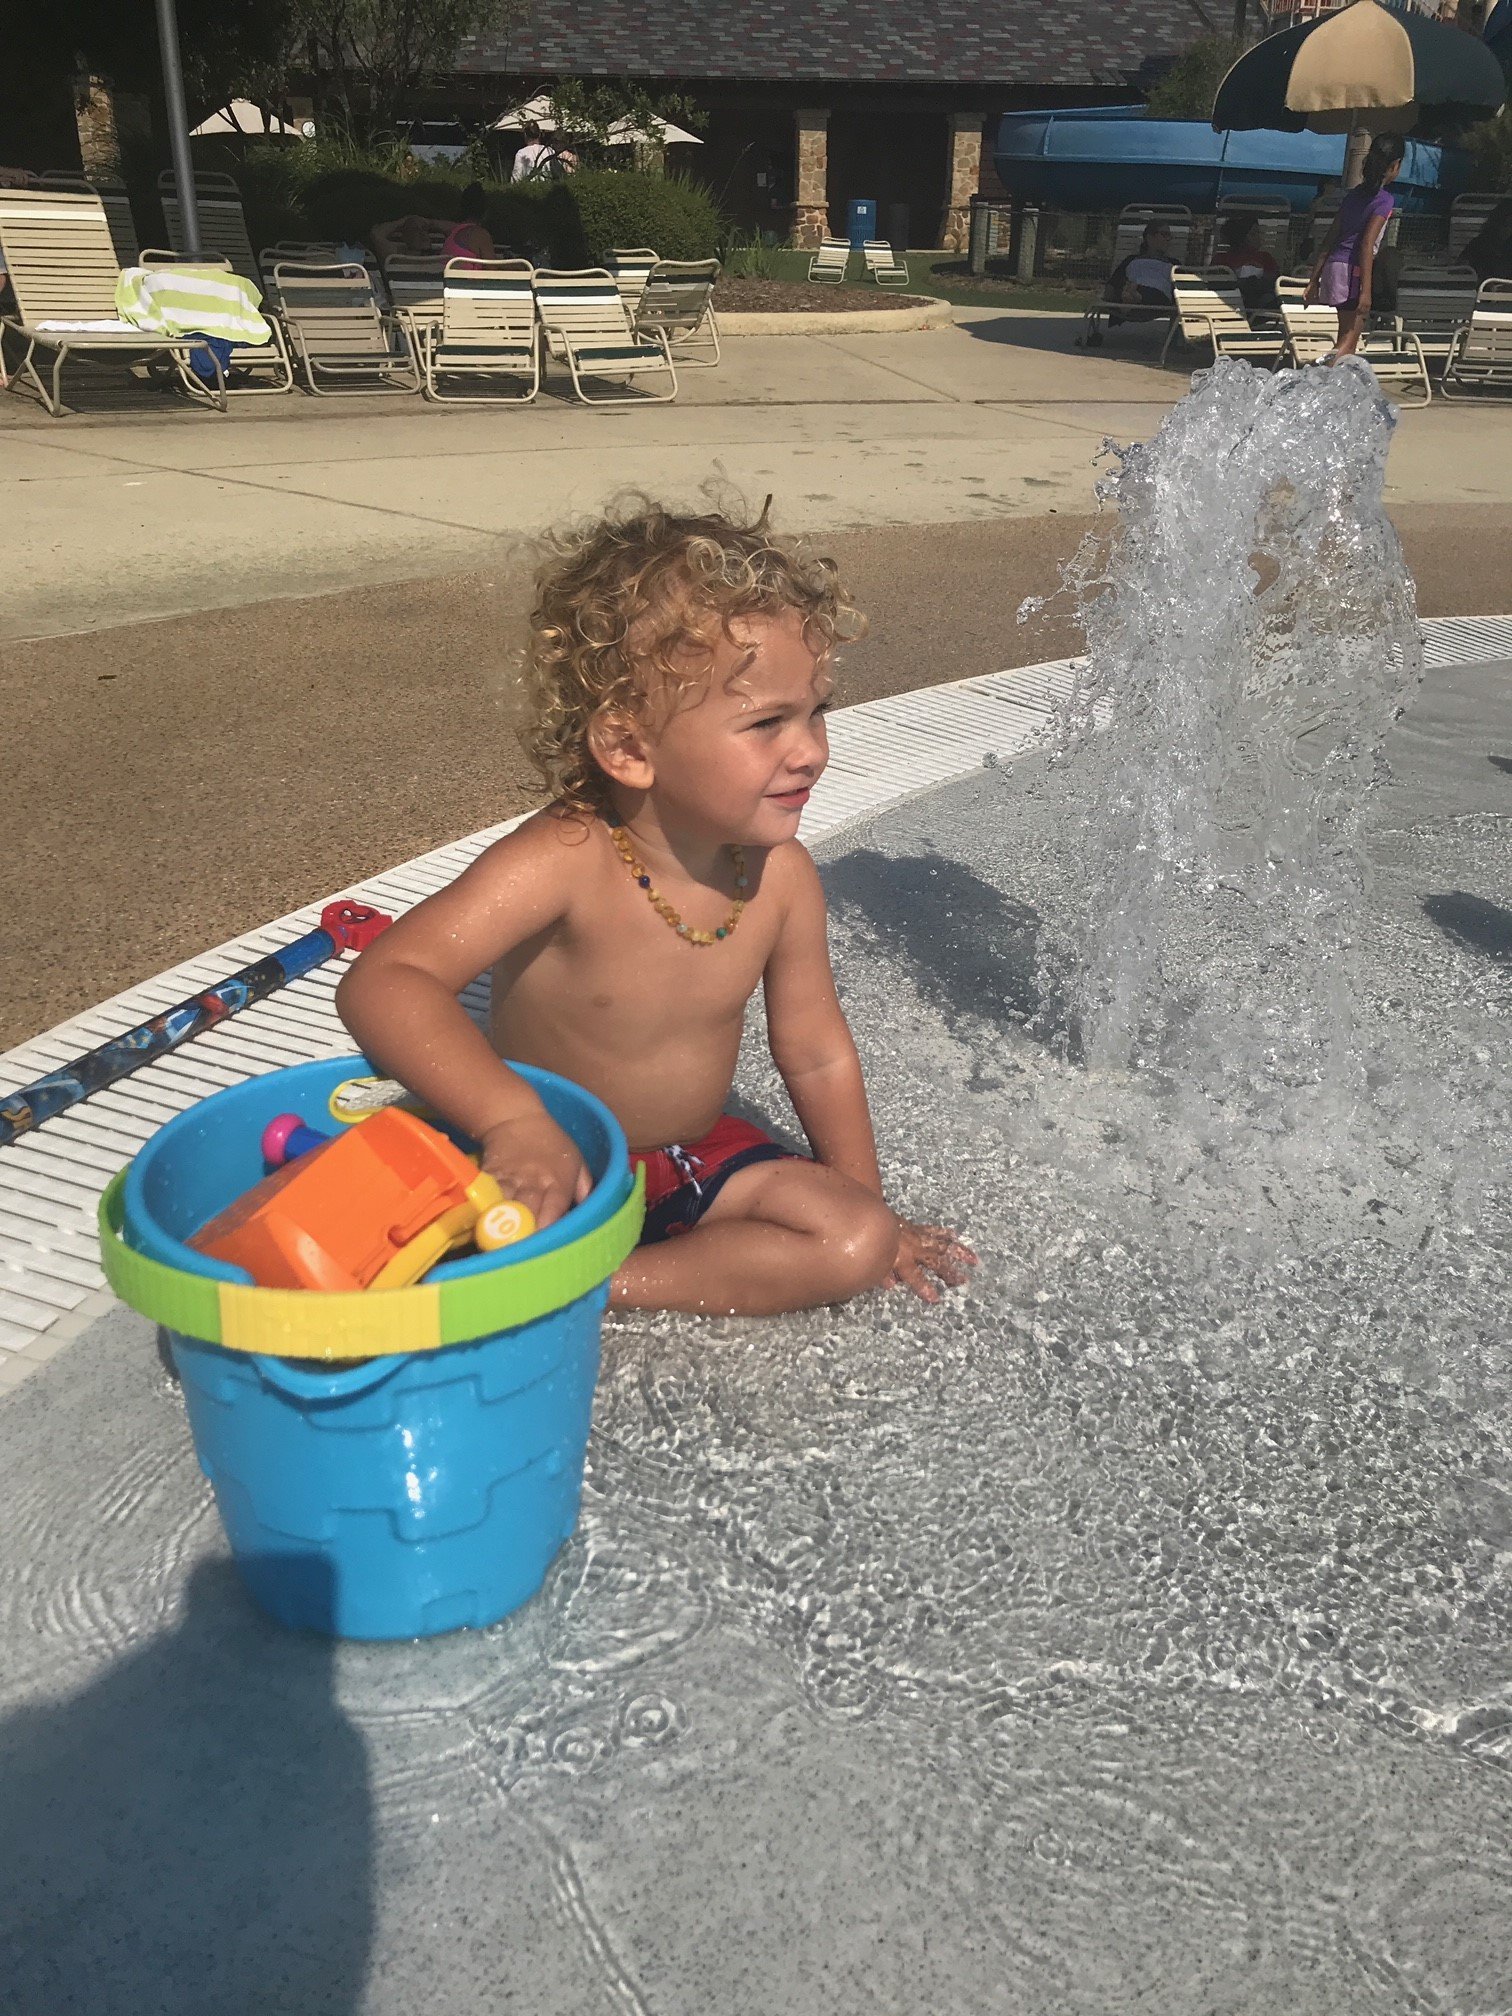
[116, 265, 273, 346]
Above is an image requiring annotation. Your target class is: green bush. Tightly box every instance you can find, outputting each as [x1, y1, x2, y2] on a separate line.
[218, 142, 724, 265]
[550, 169, 723, 264]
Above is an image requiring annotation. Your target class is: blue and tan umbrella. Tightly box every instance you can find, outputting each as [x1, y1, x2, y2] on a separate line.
[1213, 0, 1505, 138]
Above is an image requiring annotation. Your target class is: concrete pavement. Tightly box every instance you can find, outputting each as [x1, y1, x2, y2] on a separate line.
[5, 309, 1510, 1043]
[7, 310, 1509, 642]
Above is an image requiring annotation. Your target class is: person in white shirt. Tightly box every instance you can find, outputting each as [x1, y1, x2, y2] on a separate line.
[511, 125, 554, 181]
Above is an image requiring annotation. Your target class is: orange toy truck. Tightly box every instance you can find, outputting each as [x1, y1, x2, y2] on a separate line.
[190, 1106, 534, 1291]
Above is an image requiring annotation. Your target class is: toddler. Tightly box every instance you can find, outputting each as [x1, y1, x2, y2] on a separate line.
[337, 501, 975, 1316]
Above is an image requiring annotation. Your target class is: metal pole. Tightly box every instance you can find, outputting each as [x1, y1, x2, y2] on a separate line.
[154, 0, 201, 256]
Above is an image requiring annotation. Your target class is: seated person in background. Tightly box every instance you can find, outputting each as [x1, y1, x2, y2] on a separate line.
[1214, 212, 1280, 314]
[511, 123, 555, 182]
[439, 183, 496, 262]
[369, 211, 450, 262]
[1104, 224, 1176, 327]
[1462, 199, 1512, 285]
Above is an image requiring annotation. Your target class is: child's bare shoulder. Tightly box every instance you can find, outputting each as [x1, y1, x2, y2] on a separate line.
[762, 838, 826, 915]
[469, 804, 599, 887]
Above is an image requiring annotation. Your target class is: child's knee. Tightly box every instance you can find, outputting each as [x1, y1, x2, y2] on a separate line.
[827, 1195, 897, 1299]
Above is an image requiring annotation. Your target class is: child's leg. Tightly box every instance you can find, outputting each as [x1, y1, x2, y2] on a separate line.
[610, 1159, 896, 1318]
[1331, 305, 1366, 357]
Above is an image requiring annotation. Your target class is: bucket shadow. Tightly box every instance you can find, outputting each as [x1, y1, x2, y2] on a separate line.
[0, 1557, 372, 2015]
[1423, 890, 1512, 965]
[822, 849, 1049, 1037]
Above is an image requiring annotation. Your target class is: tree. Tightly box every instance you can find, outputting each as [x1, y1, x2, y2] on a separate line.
[55, 0, 297, 126]
[293, 0, 526, 137]
[1145, 36, 1247, 122]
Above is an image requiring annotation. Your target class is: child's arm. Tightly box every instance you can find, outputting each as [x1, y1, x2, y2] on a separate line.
[336, 816, 590, 1227]
[763, 847, 976, 1301]
[762, 846, 881, 1191]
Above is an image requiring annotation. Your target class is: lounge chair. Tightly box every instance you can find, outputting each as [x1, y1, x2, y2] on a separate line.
[273, 261, 419, 396]
[1449, 193, 1503, 264]
[38, 170, 140, 267]
[1441, 279, 1512, 401]
[808, 238, 851, 284]
[634, 258, 721, 367]
[862, 240, 910, 289]
[1280, 299, 1431, 404]
[0, 186, 224, 415]
[1393, 264, 1481, 370]
[138, 247, 294, 395]
[407, 257, 539, 403]
[605, 248, 659, 316]
[383, 253, 449, 323]
[1161, 266, 1284, 366]
[532, 268, 677, 405]
[158, 170, 260, 288]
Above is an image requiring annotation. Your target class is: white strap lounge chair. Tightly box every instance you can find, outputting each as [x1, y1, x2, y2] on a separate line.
[634, 258, 721, 367]
[158, 171, 262, 290]
[38, 170, 140, 267]
[139, 247, 294, 394]
[1440, 278, 1512, 401]
[1161, 266, 1284, 366]
[1393, 264, 1481, 368]
[0, 187, 223, 415]
[407, 257, 539, 403]
[273, 261, 419, 396]
[605, 248, 659, 315]
[532, 268, 677, 405]
[862, 240, 910, 289]
[1280, 299, 1431, 404]
[807, 238, 851, 284]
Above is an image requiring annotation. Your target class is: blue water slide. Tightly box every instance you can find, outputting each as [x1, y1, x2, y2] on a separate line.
[994, 105, 1468, 214]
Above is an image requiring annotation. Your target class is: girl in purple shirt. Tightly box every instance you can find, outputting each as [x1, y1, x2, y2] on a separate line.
[1305, 133, 1405, 358]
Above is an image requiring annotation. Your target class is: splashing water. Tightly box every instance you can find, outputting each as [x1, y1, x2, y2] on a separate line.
[1023, 359, 1493, 1254]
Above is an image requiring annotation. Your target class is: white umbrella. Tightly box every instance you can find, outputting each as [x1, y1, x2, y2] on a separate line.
[489, 94, 700, 147]
[190, 100, 314, 138]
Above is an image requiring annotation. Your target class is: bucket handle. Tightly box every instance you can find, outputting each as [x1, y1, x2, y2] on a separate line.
[252, 1352, 405, 1404]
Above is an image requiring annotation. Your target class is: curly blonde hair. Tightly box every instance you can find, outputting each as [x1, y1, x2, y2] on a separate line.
[521, 496, 865, 818]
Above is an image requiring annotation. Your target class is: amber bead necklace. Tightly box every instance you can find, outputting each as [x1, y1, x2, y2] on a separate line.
[609, 824, 747, 946]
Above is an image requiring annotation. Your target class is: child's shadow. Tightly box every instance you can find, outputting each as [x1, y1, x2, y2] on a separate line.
[822, 849, 1049, 1039]
[0, 1557, 373, 2015]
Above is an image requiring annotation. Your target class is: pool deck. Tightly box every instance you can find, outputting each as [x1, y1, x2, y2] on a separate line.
[7, 310, 1510, 642]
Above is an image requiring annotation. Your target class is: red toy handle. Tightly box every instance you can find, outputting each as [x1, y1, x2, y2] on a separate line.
[320, 901, 392, 953]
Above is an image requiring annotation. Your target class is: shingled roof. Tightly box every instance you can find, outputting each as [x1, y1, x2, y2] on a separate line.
[457, 0, 1220, 86]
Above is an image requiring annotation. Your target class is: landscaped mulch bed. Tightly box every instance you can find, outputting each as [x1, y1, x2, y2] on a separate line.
[713, 279, 935, 312]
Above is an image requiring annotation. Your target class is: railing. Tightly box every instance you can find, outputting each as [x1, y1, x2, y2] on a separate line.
[969, 198, 1460, 289]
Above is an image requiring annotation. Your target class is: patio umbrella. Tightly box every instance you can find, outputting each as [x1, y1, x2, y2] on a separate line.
[190, 100, 314, 138]
[1212, 0, 1505, 139]
[490, 94, 701, 147]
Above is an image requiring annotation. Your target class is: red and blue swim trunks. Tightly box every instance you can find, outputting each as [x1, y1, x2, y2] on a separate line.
[631, 1113, 798, 1244]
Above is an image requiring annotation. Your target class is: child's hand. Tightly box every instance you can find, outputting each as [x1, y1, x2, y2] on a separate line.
[479, 1113, 591, 1230]
[886, 1219, 978, 1304]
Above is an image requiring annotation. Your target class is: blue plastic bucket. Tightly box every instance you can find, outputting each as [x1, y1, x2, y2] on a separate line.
[117, 1056, 634, 1640]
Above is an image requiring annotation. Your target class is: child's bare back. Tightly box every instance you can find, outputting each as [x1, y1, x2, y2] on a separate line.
[338, 500, 974, 1316]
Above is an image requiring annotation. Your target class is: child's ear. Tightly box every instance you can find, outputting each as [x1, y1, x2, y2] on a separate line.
[587, 707, 655, 792]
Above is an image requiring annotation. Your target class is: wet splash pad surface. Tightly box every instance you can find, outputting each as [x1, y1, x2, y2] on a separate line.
[4, 367, 1512, 2013]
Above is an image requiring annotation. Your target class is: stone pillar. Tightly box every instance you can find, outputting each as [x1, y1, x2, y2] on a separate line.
[939, 112, 983, 253]
[788, 108, 830, 249]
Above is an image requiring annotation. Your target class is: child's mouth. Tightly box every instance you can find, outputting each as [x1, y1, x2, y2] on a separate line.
[767, 788, 811, 809]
